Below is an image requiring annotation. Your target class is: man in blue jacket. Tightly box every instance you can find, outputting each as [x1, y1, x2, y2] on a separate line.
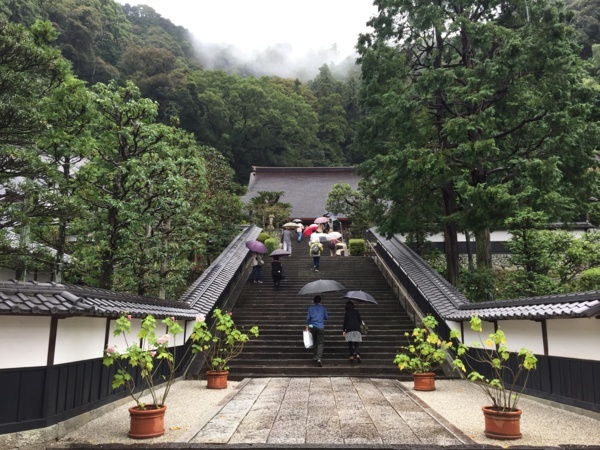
[306, 295, 328, 367]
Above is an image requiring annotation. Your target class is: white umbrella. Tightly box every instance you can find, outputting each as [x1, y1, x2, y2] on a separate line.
[326, 232, 342, 241]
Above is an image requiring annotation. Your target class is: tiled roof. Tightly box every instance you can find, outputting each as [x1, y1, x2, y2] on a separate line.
[371, 229, 600, 321]
[179, 225, 261, 314]
[240, 166, 361, 220]
[0, 225, 261, 320]
[0, 280, 198, 319]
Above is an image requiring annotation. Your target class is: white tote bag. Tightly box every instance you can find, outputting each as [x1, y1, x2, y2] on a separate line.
[303, 330, 313, 349]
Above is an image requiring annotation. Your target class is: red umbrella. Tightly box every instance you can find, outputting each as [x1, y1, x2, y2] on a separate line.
[303, 224, 319, 236]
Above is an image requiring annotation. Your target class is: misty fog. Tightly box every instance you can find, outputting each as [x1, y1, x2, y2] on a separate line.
[192, 39, 361, 80]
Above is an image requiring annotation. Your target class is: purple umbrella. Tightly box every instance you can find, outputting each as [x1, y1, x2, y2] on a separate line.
[246, 240, 268, 254]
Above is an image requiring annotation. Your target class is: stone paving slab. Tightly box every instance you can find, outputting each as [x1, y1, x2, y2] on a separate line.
[187, 377, 474, 446]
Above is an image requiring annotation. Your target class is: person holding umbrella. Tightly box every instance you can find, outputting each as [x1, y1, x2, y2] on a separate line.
[342, 300, 363, 363]
[306, 295, 328, 367]
[271, 255, 284, 290]
[250, 251, 264, 283]
[281, 227, 293, 255]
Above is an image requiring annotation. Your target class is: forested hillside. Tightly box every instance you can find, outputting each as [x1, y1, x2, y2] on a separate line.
[2, 0, 600, 302]
[0, 0, 363, 182]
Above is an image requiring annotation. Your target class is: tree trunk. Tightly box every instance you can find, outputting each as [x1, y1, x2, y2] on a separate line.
[464, 230, 474, 270]
[442, 186, 460, 286]
[475, 228, 493, 270]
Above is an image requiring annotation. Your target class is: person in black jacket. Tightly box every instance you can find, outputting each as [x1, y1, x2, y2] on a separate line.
[271, 256, 283, 290]
[342, 300, 363, 363]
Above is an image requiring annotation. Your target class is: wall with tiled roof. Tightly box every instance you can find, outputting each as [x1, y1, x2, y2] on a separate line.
[370, 228, 600, 322]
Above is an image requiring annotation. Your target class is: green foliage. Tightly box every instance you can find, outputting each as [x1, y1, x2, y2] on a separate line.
[204, 308, 259, 372]
[578, 267, 600, 290]
[0, 18, 69, 147]
[256, 232, 270, 243]
[246, 191, 292, 230]
[348, 239, 365, 256]
[460, 268, 498, 303]
[454, 316, 538, 412]
[394, 315, 459, 374]
[70, 81, 212, 296]
[494, 210, 600, 298]
[102, 313, 210, 409]
[264, 238, 279, 254]
[189, 70, 322, 182]
[326, 183, 372, 238]
[356, 0, 600, 285]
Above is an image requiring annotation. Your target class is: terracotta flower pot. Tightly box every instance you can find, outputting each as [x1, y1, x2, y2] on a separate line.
[128, 404, 167, 439]
[482, 405, 522, 440]
[412, 372, 436, 391]
[206, 370, 229, 389]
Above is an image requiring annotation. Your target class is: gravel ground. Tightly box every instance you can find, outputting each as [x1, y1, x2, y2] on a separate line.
[48, 379, 240, 447]
[402, 379, 600, 447]
[45, 378, 600, 447]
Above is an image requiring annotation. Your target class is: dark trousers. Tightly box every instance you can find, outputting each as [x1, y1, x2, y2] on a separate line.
[252, 265, 262, 281]
[313, 256, 320, 269]
[348, 341, 360, 356]
[310, 327, 325, 360]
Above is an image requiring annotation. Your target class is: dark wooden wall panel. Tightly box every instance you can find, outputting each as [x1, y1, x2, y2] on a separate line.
[0, 371, 21, 423]
[18, 369, 45, 421]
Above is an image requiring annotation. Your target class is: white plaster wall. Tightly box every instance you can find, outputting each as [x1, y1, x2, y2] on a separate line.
[54, 317, 107, 364]
[494, 320, 544, 354]
[547, 318, 600, 360]
[461, 318, 495, 346]
[106, 318, 143, 350]
[0, 316, 51, 369]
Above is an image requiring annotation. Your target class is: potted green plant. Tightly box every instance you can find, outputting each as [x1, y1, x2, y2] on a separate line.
[453, 316, 538, 440]
[393, 314, 459, 391]
[103, 313, 211, 438]
[203, 308, 260, 389]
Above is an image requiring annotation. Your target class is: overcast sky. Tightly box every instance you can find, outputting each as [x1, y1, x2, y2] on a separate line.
[116, 1, 377, 78]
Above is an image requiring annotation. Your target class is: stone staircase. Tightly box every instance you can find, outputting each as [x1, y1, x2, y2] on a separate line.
[225, 237, 417, 379]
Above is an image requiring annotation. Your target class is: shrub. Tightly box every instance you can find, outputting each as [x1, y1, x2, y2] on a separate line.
[264, 238, 279, 253]
[460, 268, 497, 302]
[348, 239, 366, 256]
[257, 232, 270, 243]
[578, 267, 600, 291]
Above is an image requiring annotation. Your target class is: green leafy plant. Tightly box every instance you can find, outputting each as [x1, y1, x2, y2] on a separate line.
[348, 239, 366, 256]
[578, 267, 600, 291]
[205, 308, 259, 372]
[453, 316, 538, 412]
[103, 314, 211, 410]
[264, 237, 279, 254]
[394, 315, 459, 374]
[257, 232, 270, 243]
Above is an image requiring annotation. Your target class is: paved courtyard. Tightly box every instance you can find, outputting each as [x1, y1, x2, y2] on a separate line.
[184, 377, 472, 446]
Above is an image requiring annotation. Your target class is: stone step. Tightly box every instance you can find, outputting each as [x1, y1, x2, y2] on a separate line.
[200, 237, 420, 379]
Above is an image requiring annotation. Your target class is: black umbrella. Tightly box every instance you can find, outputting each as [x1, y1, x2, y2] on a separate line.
[344, 290, 378, 304]
[298, 279, 346, 295]
[269, 249, 291, 257]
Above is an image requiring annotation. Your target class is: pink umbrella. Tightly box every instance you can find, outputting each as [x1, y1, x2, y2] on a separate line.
[245, 240, 268, 254]
[314, 217, 329, 224]
[303, 224, 319, 236]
